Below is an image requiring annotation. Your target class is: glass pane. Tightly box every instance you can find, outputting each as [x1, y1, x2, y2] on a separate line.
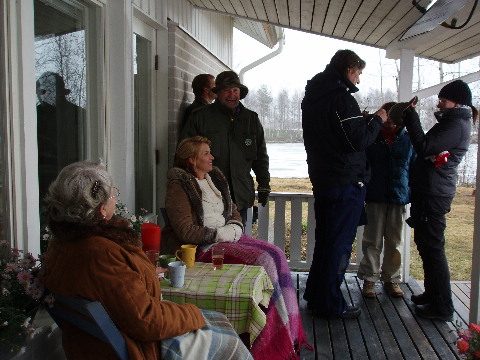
[0, 1, 8, 242]
[34, 0, 88, 243]
[134, 34, 153, 214]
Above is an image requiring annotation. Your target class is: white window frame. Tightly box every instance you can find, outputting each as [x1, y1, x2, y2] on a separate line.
[2, 0, 106, 255]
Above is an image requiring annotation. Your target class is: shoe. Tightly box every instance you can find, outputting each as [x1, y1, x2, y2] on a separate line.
[415, 304, 453, 322]
[411, 292, 430, 305]
[337, 306, 361, 319]
[384, 282, 404, 297]
[362, 280, 376, 298]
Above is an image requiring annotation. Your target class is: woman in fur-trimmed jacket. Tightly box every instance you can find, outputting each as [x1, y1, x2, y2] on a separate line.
[40, 160, 252, 360]
[161, 136, 309, 360]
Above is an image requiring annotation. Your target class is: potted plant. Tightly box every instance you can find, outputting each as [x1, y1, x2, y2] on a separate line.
[0, 241, 53, 356]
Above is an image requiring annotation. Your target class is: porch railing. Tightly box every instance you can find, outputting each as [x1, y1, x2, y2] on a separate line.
[245, 192, 411, 282]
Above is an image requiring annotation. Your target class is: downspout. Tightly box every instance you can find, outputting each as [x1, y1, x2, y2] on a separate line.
[238, 31, 285, 82]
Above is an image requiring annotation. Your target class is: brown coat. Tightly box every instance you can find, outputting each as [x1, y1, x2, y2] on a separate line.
[161, 167, 243, 255]
[41, 220, 205, 360]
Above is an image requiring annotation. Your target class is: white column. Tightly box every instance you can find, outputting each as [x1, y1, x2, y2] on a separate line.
[397, 48, 415, 283]
[470, 139, 480, 323]
[105, 1, 135, 210]
[8, 1, 40, 256]
[398, 49, 415, 102]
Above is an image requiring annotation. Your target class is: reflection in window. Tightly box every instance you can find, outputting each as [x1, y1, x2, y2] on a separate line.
[34, 0, 88, 247]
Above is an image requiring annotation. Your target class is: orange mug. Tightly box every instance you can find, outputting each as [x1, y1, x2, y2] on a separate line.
[175, 244, 197, 268]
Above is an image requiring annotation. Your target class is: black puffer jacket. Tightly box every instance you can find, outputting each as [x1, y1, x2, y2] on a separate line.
[301, 64, 383, 189]
[403, 106, 472, 197]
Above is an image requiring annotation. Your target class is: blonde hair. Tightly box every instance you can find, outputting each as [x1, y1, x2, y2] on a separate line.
[174, 136, 212, 176]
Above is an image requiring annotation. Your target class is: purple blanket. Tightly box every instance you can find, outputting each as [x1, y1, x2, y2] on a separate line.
[197, 234, 310, 360]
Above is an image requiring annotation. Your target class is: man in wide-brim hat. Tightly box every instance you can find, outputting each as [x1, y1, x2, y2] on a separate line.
[211, 71, 249, 100]
[181, 70, 270, 227]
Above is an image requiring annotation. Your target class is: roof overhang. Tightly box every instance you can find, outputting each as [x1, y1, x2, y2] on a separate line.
[188, 0, 480, 64]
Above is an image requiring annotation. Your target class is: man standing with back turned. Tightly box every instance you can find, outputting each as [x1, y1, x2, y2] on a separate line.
[181, 71, 270, 228]
[302, 50, 387, 319]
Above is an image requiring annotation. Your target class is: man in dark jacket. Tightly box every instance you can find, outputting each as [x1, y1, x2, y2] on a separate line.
[181, 71, 270, 227]
[302, 50, 387, 318]
[180, 74, 216, 133]
[404, 80, 477, 321]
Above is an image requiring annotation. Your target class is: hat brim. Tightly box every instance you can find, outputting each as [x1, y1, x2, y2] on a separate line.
[212, 82, 249, 100]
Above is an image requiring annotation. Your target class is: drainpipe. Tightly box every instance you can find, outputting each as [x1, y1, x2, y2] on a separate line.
[238, 30, 285, 82]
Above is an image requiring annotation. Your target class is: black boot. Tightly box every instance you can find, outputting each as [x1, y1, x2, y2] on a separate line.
[411, 292, 430, 305]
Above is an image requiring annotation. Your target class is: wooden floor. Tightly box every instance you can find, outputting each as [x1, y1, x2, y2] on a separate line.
[293, 272, 470, 360]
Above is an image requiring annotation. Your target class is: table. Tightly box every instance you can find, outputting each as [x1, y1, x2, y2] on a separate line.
[160, 262, 273, 344]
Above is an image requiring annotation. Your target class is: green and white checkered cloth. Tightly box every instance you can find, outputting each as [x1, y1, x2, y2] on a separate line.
[161, 262, 274, 345]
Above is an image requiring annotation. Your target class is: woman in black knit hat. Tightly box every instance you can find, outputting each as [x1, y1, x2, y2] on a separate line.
[403, 80, 477, 321]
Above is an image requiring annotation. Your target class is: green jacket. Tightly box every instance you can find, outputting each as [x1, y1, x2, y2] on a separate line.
[181, 100, 270, 210]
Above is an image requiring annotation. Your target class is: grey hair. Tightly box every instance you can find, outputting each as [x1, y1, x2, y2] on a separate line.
[44, 160, 114, 223]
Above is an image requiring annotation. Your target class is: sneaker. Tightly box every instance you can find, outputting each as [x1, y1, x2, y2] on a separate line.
[411, 292, 430, 305]
[384, 282, 404, 297]
[362, 280, 376, 298]
[415, 304, 453, 322]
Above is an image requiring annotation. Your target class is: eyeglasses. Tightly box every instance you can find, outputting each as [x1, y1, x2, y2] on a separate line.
[108, 187, 120, 200]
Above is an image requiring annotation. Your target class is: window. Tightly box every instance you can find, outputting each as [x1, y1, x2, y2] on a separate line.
[34, 0, 102, 238]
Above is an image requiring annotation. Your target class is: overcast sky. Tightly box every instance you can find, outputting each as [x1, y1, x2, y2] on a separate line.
[232, 28, 480, 100]
[233, 28, 400, 96]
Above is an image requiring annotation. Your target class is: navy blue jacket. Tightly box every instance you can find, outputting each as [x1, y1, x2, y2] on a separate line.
[365, 127, 416, 205]
[302, 64, 383, 189]
[404, 107, 472, 197]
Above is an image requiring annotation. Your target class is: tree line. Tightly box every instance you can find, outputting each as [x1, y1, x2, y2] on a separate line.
[243, 84, 478, 143]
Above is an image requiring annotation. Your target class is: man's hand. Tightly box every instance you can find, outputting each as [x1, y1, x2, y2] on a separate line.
[258, 190, 269, 207]
[374, 108, 388, 123]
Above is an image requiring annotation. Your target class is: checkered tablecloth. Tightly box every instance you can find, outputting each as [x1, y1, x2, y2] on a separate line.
[160, 262, 274, 344]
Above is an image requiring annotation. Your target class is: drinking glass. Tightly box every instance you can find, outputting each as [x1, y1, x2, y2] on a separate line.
[145, 250, 160, 266]
[212, 246, 225, 270]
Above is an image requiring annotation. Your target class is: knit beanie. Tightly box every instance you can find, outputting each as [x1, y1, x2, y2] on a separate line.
[438, 80, 472, 106]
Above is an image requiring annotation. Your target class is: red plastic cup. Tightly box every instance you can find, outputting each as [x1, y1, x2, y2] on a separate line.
[141, 223, 161, 252]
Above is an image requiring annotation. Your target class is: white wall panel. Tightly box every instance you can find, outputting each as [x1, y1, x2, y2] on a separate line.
[167, 0, 233, 67]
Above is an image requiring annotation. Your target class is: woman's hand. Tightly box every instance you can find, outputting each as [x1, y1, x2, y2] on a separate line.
[216, 224, 242, 242]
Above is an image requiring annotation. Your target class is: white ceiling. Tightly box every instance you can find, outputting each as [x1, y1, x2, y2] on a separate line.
[188, 0, 480, 64]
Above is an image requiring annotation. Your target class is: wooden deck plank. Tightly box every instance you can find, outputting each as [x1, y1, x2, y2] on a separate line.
[295, 273, 316, 360]
[404, 280, 460, 359]
[347, 277, 394, 359]
[342, 277, 369, 359]
[452, 283, 470, 311]
[327, 316, 351, 359]
[294, 273, 466, 359]
[381, 286, 439, 359]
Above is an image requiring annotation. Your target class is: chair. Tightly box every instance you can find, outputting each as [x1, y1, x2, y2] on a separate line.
[46, 292, 128, 360]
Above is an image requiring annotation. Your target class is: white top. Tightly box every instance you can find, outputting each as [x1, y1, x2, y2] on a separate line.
[196, 175, 225, 228]
[196, 174, 242, 242]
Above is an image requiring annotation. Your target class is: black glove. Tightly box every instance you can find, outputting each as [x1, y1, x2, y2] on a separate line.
[258, 190, 269, 207]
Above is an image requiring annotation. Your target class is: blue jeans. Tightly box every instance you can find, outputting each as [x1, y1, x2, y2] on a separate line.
[304, 183, 366, 315]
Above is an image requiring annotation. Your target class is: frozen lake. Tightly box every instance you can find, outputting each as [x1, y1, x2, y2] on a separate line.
[267, 142, 478, 184]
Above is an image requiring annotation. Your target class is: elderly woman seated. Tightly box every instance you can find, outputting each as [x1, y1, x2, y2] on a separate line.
[161, 136, 308, 360]
[40, 160, 252, 360]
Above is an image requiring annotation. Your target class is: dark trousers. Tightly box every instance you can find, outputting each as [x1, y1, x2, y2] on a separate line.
[304, 183, 366, 315]
[239, 208, 248, 229]
[409, 191, 454, 315]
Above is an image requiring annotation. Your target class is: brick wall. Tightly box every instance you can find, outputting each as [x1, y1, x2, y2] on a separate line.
[167, 21, 229, 166]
